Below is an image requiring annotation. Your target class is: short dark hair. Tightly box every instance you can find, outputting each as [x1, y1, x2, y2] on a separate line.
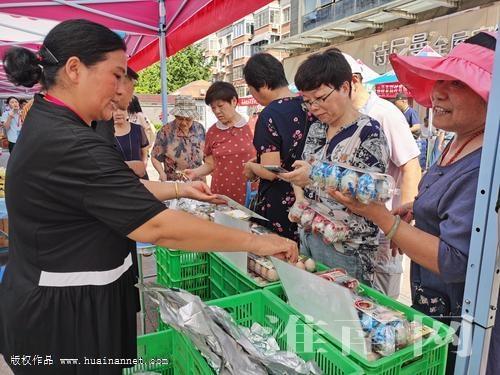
[205, 81, 238, 105]
[243, 53, 288, 91]
[128, 96, 143, 114]
[3, 19, 126, 89]
[6, 96, 18, 105]
[19, 98, 28, 106]
[127, 67, 139, 80]
[295, 48, 352, 94]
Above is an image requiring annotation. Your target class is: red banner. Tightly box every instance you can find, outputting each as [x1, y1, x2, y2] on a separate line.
[375, 83, 412, 99]
[238, 96, 259, 106]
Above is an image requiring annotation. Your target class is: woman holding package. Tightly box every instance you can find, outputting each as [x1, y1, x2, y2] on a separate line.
[184, 82, 255, 205]
[329, 32, 498, 374]
[0, 19, 297, 375]
[281, 49, 390, 286]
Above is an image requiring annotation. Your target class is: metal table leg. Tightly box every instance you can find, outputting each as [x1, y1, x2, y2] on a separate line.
[136, 243, 156, 336]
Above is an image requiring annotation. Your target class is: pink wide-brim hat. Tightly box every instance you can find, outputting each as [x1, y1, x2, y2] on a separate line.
[390, 31, 497, 108]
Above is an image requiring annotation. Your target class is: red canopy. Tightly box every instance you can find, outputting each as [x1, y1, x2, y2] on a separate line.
[0, 0, 272, 72]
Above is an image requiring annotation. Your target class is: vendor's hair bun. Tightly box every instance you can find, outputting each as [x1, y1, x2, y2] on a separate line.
[3, 47, 42, 88]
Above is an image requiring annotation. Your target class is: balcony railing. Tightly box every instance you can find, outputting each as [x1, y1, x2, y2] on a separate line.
[302, 0, 394, 32]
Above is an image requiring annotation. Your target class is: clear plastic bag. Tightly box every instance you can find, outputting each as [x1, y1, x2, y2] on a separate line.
[309, 161, 398, 204]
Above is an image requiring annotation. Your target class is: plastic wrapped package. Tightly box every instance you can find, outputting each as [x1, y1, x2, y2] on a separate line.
[311, 214, 327, 235]
[288, 200, 310, 223]
[309, 161, 397, 204]
[299, 208, 316, 231]
[141, 284, 321, 375]
[340, 169, 359, 197]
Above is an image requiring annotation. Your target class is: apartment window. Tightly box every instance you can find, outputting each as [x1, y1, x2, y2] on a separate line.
[209, 39, 217, 51]
[270, 35, 280, 44]
[232, 43, 251, 60]
[233, 65, 244, 81]
[246, 22, 254, 34]
[225, 54, 232, 65]
[254, 10, 269, 29]
[233, 21, 245, 38]
[282, 7, 290, 23]
[233, 21, 254, 39]
[270, 9, 280, 25]
[236, 86, 248, 97]
[226, 35, 231, 46]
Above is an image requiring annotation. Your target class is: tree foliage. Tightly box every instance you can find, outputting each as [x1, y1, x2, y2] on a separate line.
[135, 45, 214, 94]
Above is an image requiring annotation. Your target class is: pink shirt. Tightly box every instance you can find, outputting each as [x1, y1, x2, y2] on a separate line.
[205, 119, 256, 205]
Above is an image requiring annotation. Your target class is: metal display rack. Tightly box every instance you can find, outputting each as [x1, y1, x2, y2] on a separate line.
[454, 35, 500, 374]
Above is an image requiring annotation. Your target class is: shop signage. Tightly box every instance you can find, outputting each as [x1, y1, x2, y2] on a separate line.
[372, 25, 498, 67]
[238, 96, 259, 106]
[375, 83, 410, 99]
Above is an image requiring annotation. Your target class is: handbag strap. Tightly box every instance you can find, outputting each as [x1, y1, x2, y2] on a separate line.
[338, 117, 366, 164]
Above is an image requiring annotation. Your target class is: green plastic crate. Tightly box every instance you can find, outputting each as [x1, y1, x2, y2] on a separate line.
[155, 246, 211, 301]
[266, 284, 455, 375]
[206, 289, 364, 374]
[123, 328, 213, 374]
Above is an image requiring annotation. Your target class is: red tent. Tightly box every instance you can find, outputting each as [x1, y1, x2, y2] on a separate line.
[0, 0, 272, 70]
[0, 0, 272, 116]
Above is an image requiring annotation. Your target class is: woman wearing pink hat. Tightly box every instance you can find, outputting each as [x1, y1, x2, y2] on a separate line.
[330, 31, 498, 374]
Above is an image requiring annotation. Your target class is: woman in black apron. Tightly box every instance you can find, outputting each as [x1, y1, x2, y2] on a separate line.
[0, 19, 297, 375]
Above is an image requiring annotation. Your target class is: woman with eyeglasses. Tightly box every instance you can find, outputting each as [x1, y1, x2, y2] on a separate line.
[280, 49, 390, 286]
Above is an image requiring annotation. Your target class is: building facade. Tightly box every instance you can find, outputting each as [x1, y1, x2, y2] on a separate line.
[266, 0, 498, 80]
[197, 0, 291, 98]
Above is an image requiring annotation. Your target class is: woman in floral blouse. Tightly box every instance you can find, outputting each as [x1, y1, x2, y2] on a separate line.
[243, 53, 309, 242]
[151, 95, 205, 181]
[281, 49, 390, 285]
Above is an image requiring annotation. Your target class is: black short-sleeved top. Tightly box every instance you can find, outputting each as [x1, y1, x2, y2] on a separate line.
[0, 94, 166, 372]
[252, 97, 308, 242]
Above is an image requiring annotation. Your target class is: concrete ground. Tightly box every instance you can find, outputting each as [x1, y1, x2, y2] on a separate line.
[0, 156, 414, 373]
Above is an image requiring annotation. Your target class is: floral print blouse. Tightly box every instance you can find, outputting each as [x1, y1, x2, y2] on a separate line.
[253, 97, 309, 241]
[152, 120, 205, 180]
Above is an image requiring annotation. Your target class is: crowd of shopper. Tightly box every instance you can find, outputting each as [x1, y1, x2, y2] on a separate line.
[0, 16, 497, 375]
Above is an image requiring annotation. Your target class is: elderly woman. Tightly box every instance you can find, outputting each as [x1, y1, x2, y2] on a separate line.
[330, 32, 498, 374]
[0, 20, 297, 374]
[184, 82, 255, 204]
[151, 95, 205, 181]
[281, 49, 390, 286]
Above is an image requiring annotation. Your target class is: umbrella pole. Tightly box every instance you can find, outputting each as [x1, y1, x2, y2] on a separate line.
[159, 0, 168, 125]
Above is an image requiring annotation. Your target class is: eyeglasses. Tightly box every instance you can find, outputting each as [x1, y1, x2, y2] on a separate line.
[302, 88, 335, 110]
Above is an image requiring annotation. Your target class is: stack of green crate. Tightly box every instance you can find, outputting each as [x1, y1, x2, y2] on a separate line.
[155, 247, 329, 301]
[155, 246, 211, 300]
[266, 283, 455, 375]
[127, 290, 364, 375]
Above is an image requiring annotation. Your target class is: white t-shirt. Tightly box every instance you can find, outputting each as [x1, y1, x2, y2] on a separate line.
[360, 92, 420, 274]
[360, 92, 420, 210]
[0, 110, 21, 143]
